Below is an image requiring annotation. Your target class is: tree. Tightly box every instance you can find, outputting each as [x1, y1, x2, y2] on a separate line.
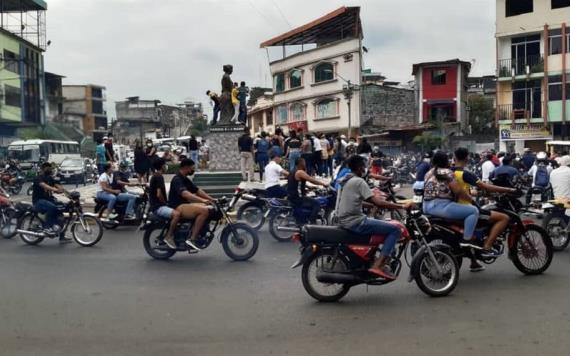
[189, 117, 209, 136]
[247, 87, 271, 107]
[413, 132, 444, 151]
[468, 95, 496, 135]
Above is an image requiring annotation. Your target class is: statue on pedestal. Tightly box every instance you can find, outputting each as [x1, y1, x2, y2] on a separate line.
[216, 64, 235, 126]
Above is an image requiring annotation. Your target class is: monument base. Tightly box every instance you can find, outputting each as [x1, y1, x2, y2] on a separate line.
[207, 125, 244, 172]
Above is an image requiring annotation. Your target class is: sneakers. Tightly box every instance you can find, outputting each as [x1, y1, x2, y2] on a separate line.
[163, 236, 177, 249]
[368, 265, 396, 281]
[124, 214, 137, 221]
[107, 213, 118, 220]
[469, 264, 485, 272]
[185, 239, 202, 252]
[481, 248, 503, 259]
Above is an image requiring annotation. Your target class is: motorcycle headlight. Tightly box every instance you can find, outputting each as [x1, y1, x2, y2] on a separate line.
[415, 215, 432, 236]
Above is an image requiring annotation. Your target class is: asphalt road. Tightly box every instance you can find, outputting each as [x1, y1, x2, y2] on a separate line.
[1, 216, 570, 356]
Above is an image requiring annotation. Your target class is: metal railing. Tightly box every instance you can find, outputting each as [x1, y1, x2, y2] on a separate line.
[497, 54, 544, 77]
[497, 103, 543, 123]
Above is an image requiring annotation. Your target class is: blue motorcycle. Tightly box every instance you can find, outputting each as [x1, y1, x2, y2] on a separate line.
[268, 187, 336, 242]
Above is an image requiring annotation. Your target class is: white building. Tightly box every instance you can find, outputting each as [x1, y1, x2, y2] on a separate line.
[259, 6, 363, 137]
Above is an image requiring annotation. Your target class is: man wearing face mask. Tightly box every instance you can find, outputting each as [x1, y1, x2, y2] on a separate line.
[32, 162, 71, 242]
[168, 158, 214, 251]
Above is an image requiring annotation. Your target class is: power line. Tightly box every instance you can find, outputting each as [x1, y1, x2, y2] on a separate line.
[270, 0, 292, 29]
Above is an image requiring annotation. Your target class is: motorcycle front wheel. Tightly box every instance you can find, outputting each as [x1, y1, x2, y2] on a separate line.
[221, 223, 259, 261]
[543, 214, 570, 252]
[72, 215, 103, 247]
[301, 251, 351, 303]
[511, 225, 553, 275]
[413, 247, 459, 297]
[143, 226, 176, 260]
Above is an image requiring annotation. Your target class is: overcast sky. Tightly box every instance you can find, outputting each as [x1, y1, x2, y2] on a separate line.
[44, 0, 495, 119]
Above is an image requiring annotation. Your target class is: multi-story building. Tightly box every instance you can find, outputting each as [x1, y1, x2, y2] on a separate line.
[0, 0, 47, 144]
[45, 72, 65, 123]
[260, 6, 363, 137]
[496, 0, 570, 152]
[61, 84, 108, 137]
[247, 92, 275, 136]
[412, 59, 472, 136]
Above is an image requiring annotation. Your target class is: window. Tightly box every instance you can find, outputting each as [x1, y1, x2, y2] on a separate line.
[506, 0, 533, 17]
[3, 50, 19, 74]
[550, 29, 562, 55]
[92, 100, 104, 114]
[314, 63, 334, 83]
[276, 105, 288, 124]
[92, 88, 103, 98]
[430, 105, 454, 122]
[549, 75, 563, 101]
[289, 103, 305, 122]
[316, 99, 338, 119]
[552, 0, 570, 9]
[289, 70, 302, 89]
[266, 110, 273, 126]
[275, 73, 285, 93]
[4, 85, 21, 107]
[431, 69, 447, 85]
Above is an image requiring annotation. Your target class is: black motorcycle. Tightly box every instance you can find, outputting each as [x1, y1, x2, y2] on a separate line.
[94, 187, 148, 229]
[542, 200, 570, 252]
[230, 186, 272, 230]
[16, 191, 103, 247]
[141, 198, 259, 261]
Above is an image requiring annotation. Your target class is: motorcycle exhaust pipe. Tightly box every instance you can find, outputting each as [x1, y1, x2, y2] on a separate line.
[316, 271, 360, 284]
[16, 229, 45, 237]
[241, 194, 257, 201]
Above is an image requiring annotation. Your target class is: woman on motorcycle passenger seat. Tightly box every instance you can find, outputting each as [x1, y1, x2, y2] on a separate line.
[423, 152, 483, 250]
[287, 157, 328, 224]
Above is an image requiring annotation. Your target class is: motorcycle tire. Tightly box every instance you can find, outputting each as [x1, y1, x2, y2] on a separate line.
[10, 183, 23, 195]
[26, 185, 33, 196]
[0, 208, 18, 239]
[143, 226, 176, 260]
[413, 246, 459, 297]
[71, 215, 104, 247]
[236, 202, 265, 230]
[301, 251, 351, 303]
[18, 213, 44, 245]
[269, 212, 297, 242]
[221, 223, 259, 261]
[542, 213, 570, 252]
[511, 224, 553, 275]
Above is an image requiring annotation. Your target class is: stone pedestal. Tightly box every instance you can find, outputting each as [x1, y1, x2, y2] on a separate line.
[207, 125, 243, 172]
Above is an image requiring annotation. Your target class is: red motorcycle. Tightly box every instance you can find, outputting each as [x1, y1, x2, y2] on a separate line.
[288, 209, 460, 302]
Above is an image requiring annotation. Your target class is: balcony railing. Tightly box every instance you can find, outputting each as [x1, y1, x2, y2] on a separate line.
[498, 54, 544, 77]
[497, 103, 543, 124]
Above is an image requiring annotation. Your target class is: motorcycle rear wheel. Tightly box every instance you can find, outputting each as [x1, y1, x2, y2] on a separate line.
[143, 226, 176, 260]
[237, 203, 265, 230]
[511, 225, 553, 275]
[18, 213, 44, 245]
[543, 214, 570, 252]
[0, 208, 18, 239]
[301, 251, 350, 302]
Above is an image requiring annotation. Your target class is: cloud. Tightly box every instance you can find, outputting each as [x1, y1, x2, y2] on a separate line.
[43, 0, 495, 119]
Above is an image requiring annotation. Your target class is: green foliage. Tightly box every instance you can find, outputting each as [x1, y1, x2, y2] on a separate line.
[468, 95, 497, 135]
[166, 163, 180, 174]
[247, 87, 271, 107]
[190, 117, 209, 136]
[413, 132, 444, 150]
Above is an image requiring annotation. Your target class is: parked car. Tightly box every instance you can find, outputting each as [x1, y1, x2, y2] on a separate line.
[57, 158, 87, 184]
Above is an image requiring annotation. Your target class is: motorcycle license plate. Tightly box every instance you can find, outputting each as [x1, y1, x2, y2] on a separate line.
[532, 194, 542, 202]
[413, 195, 423, 203]
[64, 174, 71, 178]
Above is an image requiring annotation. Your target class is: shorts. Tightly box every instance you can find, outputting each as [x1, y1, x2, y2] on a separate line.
[156, 206, 174, 219]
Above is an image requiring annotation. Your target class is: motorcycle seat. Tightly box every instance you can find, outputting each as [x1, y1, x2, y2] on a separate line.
[304, 225, 371, 245]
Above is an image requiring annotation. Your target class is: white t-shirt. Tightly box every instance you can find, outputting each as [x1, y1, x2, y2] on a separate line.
[264, 161, 283, 189]
[97, 172, 113, 193]
[551, 166, 570, 199]
[528, 164, 553, 187]
[481, 160, 496, 182]
[312, 137, 322, 151]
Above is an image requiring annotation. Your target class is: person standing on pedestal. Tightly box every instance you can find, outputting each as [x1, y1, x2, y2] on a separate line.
[238, 81, 249, 124]
[206, 90, 220, 125]
[230, 82, 240, 124]
[238, 127, 254, 181]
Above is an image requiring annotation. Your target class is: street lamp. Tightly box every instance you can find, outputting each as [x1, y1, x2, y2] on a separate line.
[342, 80, 360, 139]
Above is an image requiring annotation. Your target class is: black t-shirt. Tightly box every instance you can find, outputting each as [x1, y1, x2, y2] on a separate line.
[188, 139, 198, 151]
[149, 174, 167, 212]
[288, 137, 302, 150]
[168, 173, 199, 209]
[357, 143, 372, 154]
[112, 171, 130, 191]
[32, 174, 55, 203]
[238, 135, 253, 152]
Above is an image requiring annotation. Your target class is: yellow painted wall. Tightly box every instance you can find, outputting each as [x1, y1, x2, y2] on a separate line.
[0, 31, 22, 122]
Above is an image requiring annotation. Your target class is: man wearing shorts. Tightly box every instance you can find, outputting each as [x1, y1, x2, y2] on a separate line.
[149, 158, 181, 249]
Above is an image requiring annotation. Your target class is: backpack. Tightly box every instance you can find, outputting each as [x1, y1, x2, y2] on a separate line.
[534, 164, 549, 188]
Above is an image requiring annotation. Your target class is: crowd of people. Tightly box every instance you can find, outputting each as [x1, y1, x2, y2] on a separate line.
[207, 81, 249, 125]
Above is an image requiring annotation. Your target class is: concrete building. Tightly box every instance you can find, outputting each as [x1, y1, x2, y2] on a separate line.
[61, 84, 108, 137]
[496, 0, 570, 152]
[247, 92, 275, 136]
[0, 0, 47, 144]
[45, 72, 64, 123]
[412, 59, 472, 137]
[260, 6, 363, 136]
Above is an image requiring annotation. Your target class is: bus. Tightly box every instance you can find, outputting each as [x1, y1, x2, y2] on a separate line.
[7, 140, 81, 167]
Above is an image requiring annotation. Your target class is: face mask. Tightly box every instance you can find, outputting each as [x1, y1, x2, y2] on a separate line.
[147, 144, 153, 147]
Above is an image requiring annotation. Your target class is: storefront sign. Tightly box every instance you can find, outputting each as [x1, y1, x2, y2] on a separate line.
[288, 121, 308, 132]
[499, 124, 552, 141]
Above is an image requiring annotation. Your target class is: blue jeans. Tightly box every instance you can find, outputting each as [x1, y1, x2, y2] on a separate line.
[257, 153, 269, 180]
[288, 151, 301, 171]
[301, 153, 313, 176]
[348, 217, 400, 257]
[212, 105, 220, 125]
[266, 185, 287, 198]
[97, 163, 105, 175]
[190, 150, 199, 165]
[423, 199, 479, 240]
[291, 197, 320, 224]
[35, 199, 60, 228]
[97, 191, 117, 212]
[117, 193, 137, 215]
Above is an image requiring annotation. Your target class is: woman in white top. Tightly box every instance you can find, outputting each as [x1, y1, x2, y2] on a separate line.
[96, 162, 139, 220]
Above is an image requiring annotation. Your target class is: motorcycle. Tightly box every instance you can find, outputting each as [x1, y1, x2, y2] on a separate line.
[288, 208, 460, 302]
[141, 197, 259, 261]
[423, 191, 553, 275]
[268, 187, 336, 242]
[0, 191, 18, 239]
[542, 199, 570, 252]
[16, 191, 104, 247]
[94, 187, 148, 229]
[0, 167, 25, 195]
[230, 185, 272, 230]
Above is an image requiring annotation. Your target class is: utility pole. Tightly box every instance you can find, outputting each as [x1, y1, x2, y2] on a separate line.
[342, 80, 359, 138]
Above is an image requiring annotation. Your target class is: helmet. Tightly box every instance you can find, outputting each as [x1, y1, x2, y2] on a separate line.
[536, 151, 547, 160]
[372, 146, 382, 157]
[119, 161, 129, 170]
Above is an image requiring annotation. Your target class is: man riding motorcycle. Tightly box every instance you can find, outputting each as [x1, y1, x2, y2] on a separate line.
[31, 162, 72, 242]
[168, 158, 215, 252]
[336, 155, 414, 280]
[287, 157, 328, 224]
